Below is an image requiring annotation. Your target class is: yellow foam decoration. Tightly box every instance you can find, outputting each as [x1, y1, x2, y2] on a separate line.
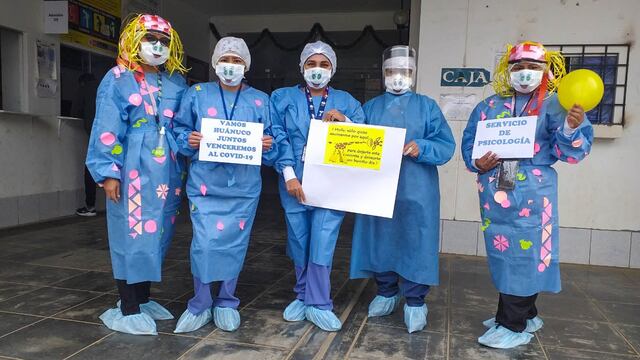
[492, 41, 567, 98]
[118, 14, 188, 75]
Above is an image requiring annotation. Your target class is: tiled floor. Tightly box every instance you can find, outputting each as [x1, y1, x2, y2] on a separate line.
[0, 197, 639, 359]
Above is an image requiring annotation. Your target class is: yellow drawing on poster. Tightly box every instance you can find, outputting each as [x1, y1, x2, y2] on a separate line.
[323, 124, 385, 170]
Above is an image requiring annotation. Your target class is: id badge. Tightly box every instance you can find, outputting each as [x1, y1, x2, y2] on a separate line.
[495, 160, 519, 191]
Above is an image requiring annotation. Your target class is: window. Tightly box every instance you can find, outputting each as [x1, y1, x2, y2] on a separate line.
[0, 26, 23, 112]
[546, 44, 630, 125]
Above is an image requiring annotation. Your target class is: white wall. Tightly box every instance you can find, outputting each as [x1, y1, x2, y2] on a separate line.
[416, 0, 640, 232]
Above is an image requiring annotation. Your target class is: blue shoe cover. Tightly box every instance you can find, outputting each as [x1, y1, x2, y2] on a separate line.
[115, 300, 174, 320]
[283, 299, 306, 322]
[173, 308, 212, 333]
[305, 306, 342, 332]
[99, 307, 157, 335]
[483, 316, 544, 333]
[368, 294, 400, 318]
[213, 307, 241, 332]
[404, 304, 428, 333]
[478, 325, 533, 349]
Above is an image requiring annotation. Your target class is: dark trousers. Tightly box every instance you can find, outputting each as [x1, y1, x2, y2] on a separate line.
[375, 271, 430, 307]
[495, 293, 538, 332]
[84, 166, 96, 208]
[116, 280, 151, 315]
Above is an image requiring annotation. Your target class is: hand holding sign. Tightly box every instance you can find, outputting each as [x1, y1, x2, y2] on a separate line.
[188, 131, 203, 149]
[262, 135, 273, 151]
[474, 151, 500, 173]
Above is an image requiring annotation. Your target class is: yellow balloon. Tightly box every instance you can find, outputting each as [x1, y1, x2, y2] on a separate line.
[557, 69, 604, 112]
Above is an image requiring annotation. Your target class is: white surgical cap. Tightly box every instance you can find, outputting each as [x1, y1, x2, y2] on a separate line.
[299, 41, 337, 75]
[212, 36, 251, 70]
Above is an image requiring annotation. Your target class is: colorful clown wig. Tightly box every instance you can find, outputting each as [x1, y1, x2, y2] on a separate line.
[118, 14, 187, 75]
[492, 41, 566, 97]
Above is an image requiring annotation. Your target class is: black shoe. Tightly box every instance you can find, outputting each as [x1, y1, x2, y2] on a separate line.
[76, 207, 97, 217]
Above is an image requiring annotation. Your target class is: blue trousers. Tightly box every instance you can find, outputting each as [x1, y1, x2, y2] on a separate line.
[187, 276, 240, 315]
[375, 271, 430, 307]
[294, 263, 333, 310]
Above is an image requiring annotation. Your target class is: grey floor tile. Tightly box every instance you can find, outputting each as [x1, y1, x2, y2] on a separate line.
[209, 307, 310, 349]
[164, 244, 191, 261]
[181, 339, 288, 360]
[0, 287, 100, 317]
[0, 312, 42, 337]
[246, 286, 294, 311]
[68, 332, 200, 360]
[238, 266, 290, 286]
[598, 302, 640, 326]
[0, 261, 84, 286]
[150, 277, 195, 301]
[162, 260, 192, 278]
[55, 294, 119, 324]
[0, 281, 40, 302]
[616, 324, 640, 352]
[536, 317, 636, 355]
[545, 346, 640, 359]
[0, 318, 111, 360]
[537, 296, 606, 322]
[449, 334, 545, 359]
[53, 271, 116, 293]
[31, 249, 112, 272]
[245, 253, 292, 270]
[365, 301, 447, 334]
[347, 324, 446, 359]
[450, 307, 495, 338]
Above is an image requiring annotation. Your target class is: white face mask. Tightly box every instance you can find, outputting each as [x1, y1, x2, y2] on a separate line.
[385, 74, 413, 94]
[139, 40, 169, 66]
[510, 69, 544, 94]
[215, 63, 245, 86]
[304, 67, 332, 89]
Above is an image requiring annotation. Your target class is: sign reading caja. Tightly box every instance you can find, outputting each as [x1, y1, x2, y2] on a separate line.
[323, 124, 385, 170]
[198, 118, 264, 166]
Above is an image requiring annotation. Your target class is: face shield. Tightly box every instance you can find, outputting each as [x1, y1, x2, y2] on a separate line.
[382, 46, 416, 94]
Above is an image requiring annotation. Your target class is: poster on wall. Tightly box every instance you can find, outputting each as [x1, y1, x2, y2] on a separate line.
[440, 93, 477, 121]
[44, 1, 69, 34]
[61, 0, 121, 56]
[36, 40, 58, 98]
[301, 121, 406, 218]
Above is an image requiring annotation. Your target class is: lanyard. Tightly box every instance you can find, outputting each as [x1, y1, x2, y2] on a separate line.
[510, 93, 535, 118]
[304, 86, 329, 120]
[142, 73, 162, 125]
[218, 82, 242, 120]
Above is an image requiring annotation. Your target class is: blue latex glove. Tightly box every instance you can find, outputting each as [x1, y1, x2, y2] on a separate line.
[99, 307, 157, 335]
[368, 294, 400, 317]
[116, 300, 174, 321]
[478, 325, 534, 349]
[213, 307, 241, 332]
[283, 299, 306, 322]
[482, 316, 544, 333]
[404, 304, 428, 333]
[305, 306, 342, 332]
[174, 308, 212, 333]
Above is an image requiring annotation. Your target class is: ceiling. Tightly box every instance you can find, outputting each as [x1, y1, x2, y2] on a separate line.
[179, 0, 405, 16]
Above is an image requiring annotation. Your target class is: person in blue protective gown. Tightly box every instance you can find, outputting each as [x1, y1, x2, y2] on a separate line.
[85, 14, 189, 335]
[270, 41, 365, 332]
[171, 37, 277, 333]
[350, 45, 455, 333]
[461, 41, 593, 349]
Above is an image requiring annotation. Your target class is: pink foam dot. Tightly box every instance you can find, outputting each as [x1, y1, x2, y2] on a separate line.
[216, 221, 224, 231]
[171, 216, 176, 224]
[567, 157, 578, 164]
[538, 263, 546, 272]
[163, 109, 174, 118]
[200, 184, 207, 196]
[501, 199, 511, 208]
[532, 169, 542, 176]
[254, 99, 263, 107]
[129, 169, 139, 179]
[129, 93, 143, 106]
[144, 220, 157, 233]
[239, 220, 246, 230]
[207, 107, 218, 117]
[572, 139, 583, 148]
[99, 132, 116, 146]
[534, 143, 541, 154]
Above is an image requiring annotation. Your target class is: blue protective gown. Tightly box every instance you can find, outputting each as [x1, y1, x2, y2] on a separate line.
[86, 65, 187, 284]
[461, 93, 593, 296]
[350, 92, 455, 286]
[173, 82, 277, 284]
[271, 85, 365, 309]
